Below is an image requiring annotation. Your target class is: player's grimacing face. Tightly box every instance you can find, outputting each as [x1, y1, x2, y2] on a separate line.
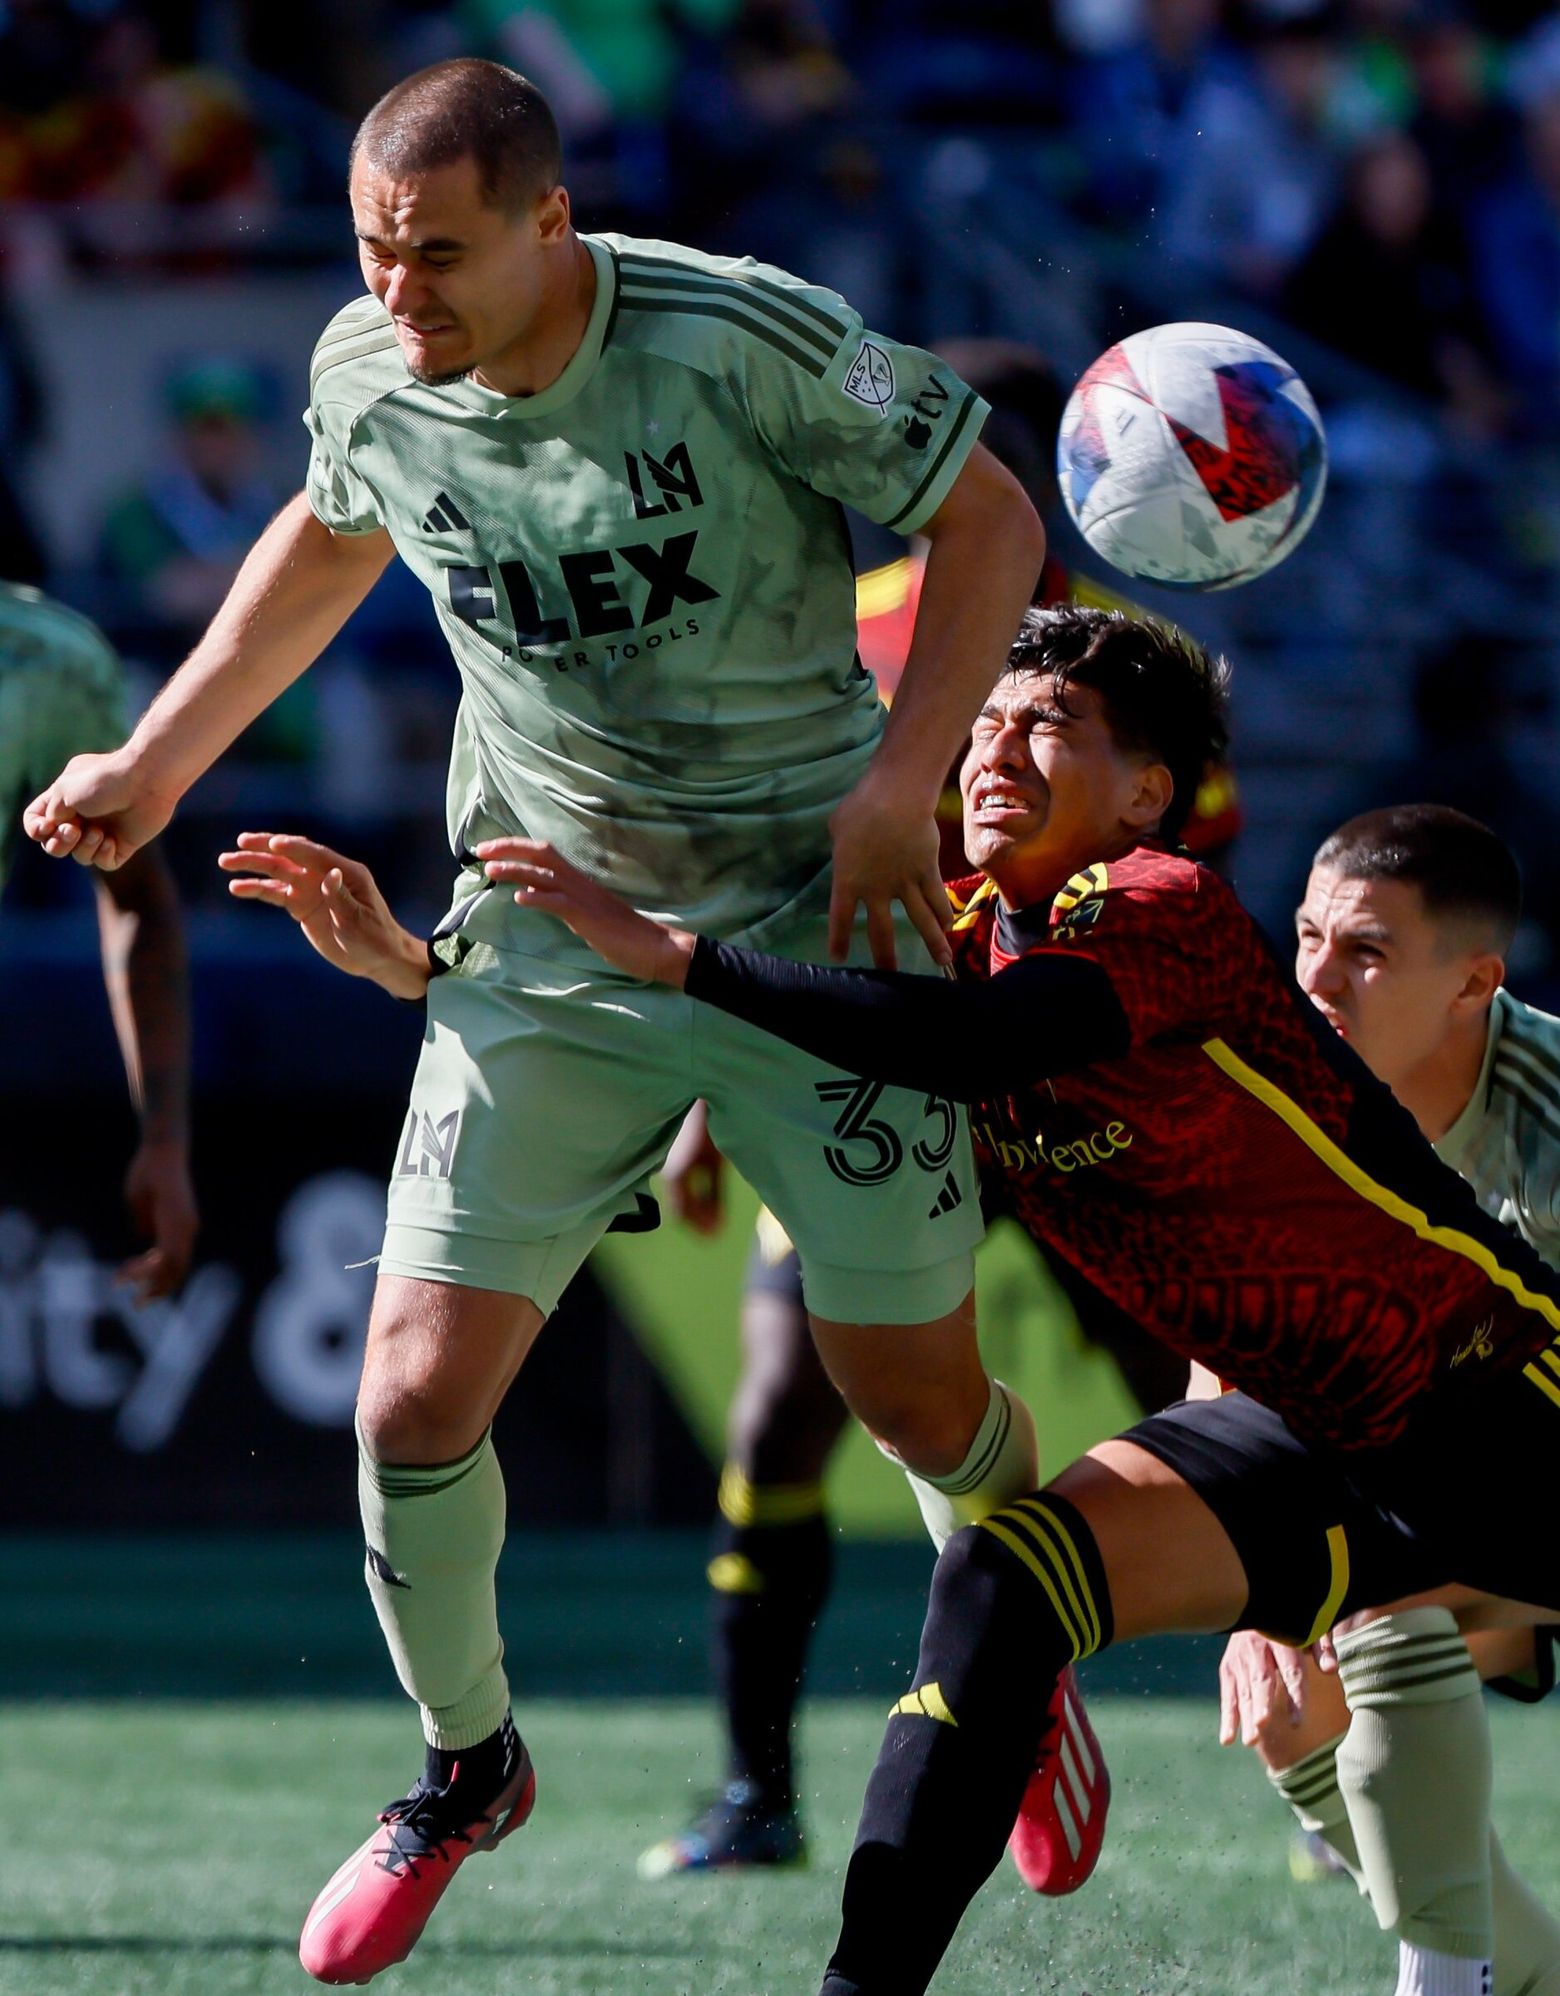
[1295, 867, 1477, 1092]
[350, 154, 559, 386]
[960, 672, 1162, 901]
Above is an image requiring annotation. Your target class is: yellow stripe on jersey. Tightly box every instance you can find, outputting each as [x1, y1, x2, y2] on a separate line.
[854, 555, 915, 622]
[950, 877, 998, 932]
[1525, 1356, 1560, 1410]
[1300, 1526, 1351, 1649]
[1052, 863, 1109, 917]
[1202, 1038, 1560, 1335]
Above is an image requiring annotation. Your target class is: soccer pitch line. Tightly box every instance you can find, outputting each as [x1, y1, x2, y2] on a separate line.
[3, 1697, 1556, 1995]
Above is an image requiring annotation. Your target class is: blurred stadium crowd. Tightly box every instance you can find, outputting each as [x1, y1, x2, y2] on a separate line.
[7, 0, 1560, 967]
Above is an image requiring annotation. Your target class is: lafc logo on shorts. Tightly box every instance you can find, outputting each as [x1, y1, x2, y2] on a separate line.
[397, 1109, 461, 1180]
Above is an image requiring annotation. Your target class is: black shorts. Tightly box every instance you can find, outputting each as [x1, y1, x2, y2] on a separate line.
[1122, 1364, 1560, 1646]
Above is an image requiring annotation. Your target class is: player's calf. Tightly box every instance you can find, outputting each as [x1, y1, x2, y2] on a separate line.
[821, 1493, 1114, 1996]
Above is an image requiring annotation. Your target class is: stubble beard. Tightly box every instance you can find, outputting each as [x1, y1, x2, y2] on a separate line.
[403, 354, 472, 388]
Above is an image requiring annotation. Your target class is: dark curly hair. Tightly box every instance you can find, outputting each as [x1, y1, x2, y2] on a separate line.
[1004, 605, 1230, 843]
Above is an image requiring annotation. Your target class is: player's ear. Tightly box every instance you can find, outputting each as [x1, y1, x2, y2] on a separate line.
[1453, 952, 1505, 1017]
[533, 182, 570, 243]
[1129, 761, 1174, 831]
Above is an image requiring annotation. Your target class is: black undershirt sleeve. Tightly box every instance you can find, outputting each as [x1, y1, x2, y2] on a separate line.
[684, 937, 1132, 1100]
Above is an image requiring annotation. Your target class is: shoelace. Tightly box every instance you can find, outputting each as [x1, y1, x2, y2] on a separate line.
[374, 1783, 477, 1879]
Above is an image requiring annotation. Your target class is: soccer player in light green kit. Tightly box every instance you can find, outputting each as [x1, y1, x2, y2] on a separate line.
[24, 59, 1049, 1985]
[1216, 805, 1560, 1996]
[1, 581, 196, 1298]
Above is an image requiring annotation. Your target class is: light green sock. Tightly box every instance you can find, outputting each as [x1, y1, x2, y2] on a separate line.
[1489, 1832, 1560, 1996]
[1270, 1734, 1367, 1891]
[1335, 1607, 1493, 1962]
[1276, 1742, 1560, 1996]
[358, 1421, 511, 1750]
[899, 1378, 1038, 1551]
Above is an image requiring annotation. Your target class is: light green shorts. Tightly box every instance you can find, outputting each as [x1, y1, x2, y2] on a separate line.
[379, 888, 981, 1323]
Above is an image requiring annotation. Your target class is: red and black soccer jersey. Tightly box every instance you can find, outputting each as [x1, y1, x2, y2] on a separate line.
[686, 842, 1560, 1451]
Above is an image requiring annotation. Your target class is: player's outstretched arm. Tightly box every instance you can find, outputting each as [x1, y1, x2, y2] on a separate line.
[219, 833, 432, 1000]
[480, 837, 1130, 1096]
[828, 443, 1044, 970]
[477, 838, 696, 987]
[25, 497, 394, 871]
[94, 846, 198, 1301]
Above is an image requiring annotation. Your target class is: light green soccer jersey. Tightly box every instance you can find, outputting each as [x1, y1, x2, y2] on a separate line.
[1436, 986, 1560, 1269]
[304, 234, 989, 937]
[0, 582, 128, 891]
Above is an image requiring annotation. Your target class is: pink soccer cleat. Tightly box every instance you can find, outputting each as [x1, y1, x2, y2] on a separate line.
[299, 1735, 536, 1985]
[1008, 1666, 1111, 1895]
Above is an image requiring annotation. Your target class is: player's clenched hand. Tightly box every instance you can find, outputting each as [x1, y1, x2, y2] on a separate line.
[24, 751, 176, 871]
[1217, 1629, 1313, 1747]
[827, 773, 951, 971]
[119, 1136, 198, 1302]
[477, 838, 696, 988]
[219, 832, 431, 1000]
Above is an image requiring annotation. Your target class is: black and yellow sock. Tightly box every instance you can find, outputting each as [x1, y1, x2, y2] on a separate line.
[709, 1464, 834, 1809]
[820, 1493, 1113, 1996]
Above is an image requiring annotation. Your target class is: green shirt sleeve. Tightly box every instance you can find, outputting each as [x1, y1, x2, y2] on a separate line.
[303, 401, 386, 536]
[303, 300, 400, 536]
[737, 297, 989, 534]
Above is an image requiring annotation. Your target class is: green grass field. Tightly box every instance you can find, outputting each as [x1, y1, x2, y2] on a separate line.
[5, 1695, 1558, 1996]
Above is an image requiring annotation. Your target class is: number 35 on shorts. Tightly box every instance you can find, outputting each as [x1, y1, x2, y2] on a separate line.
[814, 1078, 959, 1188]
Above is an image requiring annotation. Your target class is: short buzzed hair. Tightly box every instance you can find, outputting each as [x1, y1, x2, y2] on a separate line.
[351, 59, 561, 213]
[1314, 804, 1521, 954]
[1005, 605, 1230, 844]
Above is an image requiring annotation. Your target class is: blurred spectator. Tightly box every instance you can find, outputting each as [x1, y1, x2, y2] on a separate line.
[853, 0, 1062, 128]
[1406, 11, 1517, 220]
[672, 0, 855, 240]
[1282, 130, 1502, 431]
[1471, 84, 1560, 426]
[0, 5, 273, 218]
[0, 276, 48, 585]
[99, 360, 280, 652]
[461, 0, 744, 209]
[1161, 10, 1345, 295]
[1068, 0, 1235, 224]
[1328, 627, 1560, 977]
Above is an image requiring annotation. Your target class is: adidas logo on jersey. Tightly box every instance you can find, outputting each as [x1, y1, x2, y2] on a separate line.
[421, 491, 471, 535]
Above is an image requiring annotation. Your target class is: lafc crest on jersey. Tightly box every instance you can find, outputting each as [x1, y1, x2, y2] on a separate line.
[1051, 864, 1109, 943]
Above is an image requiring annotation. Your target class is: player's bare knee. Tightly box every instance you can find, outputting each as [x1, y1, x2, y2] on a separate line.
[356, 1376, 485, 1466]
[865, 1389, 981, 1476]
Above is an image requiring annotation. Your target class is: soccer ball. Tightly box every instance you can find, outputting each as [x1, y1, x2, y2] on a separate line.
[1056, 323, 1327, 591]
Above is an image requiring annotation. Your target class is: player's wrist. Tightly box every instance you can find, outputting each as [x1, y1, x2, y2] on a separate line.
[379, 927, 434, 1001]
[655, 928, 696, 989]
